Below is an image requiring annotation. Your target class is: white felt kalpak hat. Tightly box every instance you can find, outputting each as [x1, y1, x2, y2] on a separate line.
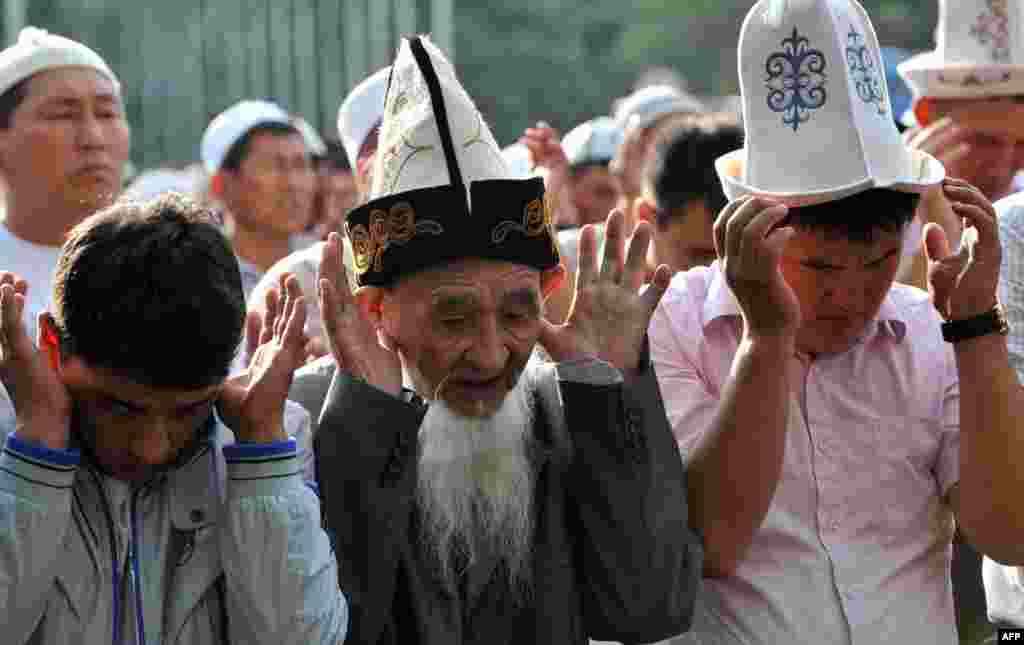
[898, 0, 1024, 99]
[200, 100, 293, 173]
[717, 0, 944, 207]
[0, 27, 119, 98]
[345, 35, 559, 287]
[562, 116, 623, 168]
[337, 66, 390, 169]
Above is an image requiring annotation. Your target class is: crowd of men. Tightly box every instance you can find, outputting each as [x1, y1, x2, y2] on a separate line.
[4, 0, 1024, 643]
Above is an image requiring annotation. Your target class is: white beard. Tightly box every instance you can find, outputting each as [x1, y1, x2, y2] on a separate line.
[415, 376, 536, 595]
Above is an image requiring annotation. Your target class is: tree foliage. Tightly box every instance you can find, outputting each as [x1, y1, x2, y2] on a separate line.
[456, 0, 939, 145]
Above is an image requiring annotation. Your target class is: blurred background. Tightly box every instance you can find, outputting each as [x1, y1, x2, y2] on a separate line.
[5, 0, 937, 169]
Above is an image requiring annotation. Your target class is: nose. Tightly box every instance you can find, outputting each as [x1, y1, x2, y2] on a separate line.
[822, 278, 863, 313]
[76, 112, 106, 148]
[464, 315, 508, 376]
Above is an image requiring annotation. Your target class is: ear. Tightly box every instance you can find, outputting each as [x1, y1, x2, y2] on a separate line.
[541, 264, 566, 299]
[0, 128, 13, 175]
[353, 285, 397, 351]
[209, 171, 226, 198]
[38, 313, 62, 373]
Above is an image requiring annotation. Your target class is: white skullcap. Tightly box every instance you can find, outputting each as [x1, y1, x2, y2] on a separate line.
[337, 66, 390, 169]
[291, 116, 327, 158]
[562, 116, 622, 168]
[614, 85, 704, 132]
[0, 27, 119, 98]
[200, 100, 293, 173]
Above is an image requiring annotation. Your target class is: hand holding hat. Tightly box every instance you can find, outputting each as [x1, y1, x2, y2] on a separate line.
[713, 197, 802, 342]
[925, 178, 1002, 322]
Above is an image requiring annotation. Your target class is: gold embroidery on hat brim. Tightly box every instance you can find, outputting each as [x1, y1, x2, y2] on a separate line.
[491, 197, 558, 256]
[347, 202, 444, 275]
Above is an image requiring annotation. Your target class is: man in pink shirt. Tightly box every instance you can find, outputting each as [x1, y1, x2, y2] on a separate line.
[652, 1, 1024, 643]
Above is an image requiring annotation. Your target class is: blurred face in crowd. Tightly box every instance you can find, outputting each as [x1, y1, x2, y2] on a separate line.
[355, 122, 381, 200]
[315, 165, 359, 236]
[779, 225, 903, 356]
[570, 164, 620, 226]
[639, 198, 717, 273]
[915, 96, 1024, 200]
[41, 316, 222, 483]
[0, 67, 130, 214]
[221, 130, 315, 235]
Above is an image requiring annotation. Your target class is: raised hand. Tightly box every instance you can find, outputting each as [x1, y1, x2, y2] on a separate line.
[0, 273, 72, 449]
[519, 122, 578, 229]
[217, 274, 308, 443]
[538, 210, 671, 376]
[713, 196, 801, 341]
[925, 178, 1001, 321]
[318, 233, 402, 396]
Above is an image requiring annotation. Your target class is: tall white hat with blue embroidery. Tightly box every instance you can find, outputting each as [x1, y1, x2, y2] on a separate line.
[898, 0, 1024, 99]
[717, 0, 945, 206]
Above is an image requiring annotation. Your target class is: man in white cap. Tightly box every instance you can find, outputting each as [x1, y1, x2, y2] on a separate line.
[899, 0, 1024, 203]
[0, 28, 129, 434]
[652, 1, 1024, 643]
[201, 99, 317, 300]
[895, 0, 1024, 296]
[313, 35, 702, 643]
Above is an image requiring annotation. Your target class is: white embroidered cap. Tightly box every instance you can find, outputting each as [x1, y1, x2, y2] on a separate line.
[716, 0, 944, 207]
[562, 116, 623, 168]
[0, 27, 119, 98]
[898, 0, 1024, 99]
[200, 100, 293, 173]
[337, 66, 390, 169]
[614, 85, 704, 132]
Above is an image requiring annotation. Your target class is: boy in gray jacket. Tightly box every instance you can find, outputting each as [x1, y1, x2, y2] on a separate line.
[0, 194, 348, 643]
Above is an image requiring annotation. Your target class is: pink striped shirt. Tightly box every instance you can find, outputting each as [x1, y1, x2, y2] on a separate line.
[650, 262, 960, 645]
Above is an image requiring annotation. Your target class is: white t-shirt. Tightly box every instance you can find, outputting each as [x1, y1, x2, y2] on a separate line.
[0, 224, 62, 432]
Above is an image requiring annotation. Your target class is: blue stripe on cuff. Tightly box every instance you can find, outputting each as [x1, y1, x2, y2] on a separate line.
[223, 438, 297, 462]
[6, 434, 81, 467]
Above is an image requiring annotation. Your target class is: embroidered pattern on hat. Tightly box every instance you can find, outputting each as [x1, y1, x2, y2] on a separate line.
[765, 27, 828, 132]
[845, 27, 886, 116]
[938, 69, 1013, 86]
[347, 202, 444, 274]
[492, 197, 557, 256]
[970, 0, 1011, 63]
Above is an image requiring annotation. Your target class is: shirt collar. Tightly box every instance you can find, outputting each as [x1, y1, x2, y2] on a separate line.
[700, 261, 908, 343]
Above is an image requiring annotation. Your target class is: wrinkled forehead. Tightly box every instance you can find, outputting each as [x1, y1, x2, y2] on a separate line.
[392, 258, 542, 306]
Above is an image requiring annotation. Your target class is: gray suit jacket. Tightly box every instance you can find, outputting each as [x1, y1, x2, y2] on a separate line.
[288, 355, 337, 435]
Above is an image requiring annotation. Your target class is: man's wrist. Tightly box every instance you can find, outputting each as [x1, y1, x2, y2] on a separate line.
[15, 418, 70, 451]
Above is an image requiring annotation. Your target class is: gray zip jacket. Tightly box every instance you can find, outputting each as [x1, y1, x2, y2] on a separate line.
[0, 402, 348, 644]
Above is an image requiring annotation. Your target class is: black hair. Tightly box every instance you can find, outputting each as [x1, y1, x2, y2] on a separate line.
[0, 79, 28, 129]
[644, 112, 743, 229]
[52, 193, 245, 390]
[218, 121, 300, 172]
[316, 137, 351, 173]
[781, 188, 920, 243]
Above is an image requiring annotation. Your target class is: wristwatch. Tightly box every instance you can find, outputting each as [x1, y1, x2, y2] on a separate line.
[941, 303, 1010, 343]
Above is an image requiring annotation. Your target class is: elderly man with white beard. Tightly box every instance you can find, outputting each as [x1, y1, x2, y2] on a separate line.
[310, 35, 702, 645]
